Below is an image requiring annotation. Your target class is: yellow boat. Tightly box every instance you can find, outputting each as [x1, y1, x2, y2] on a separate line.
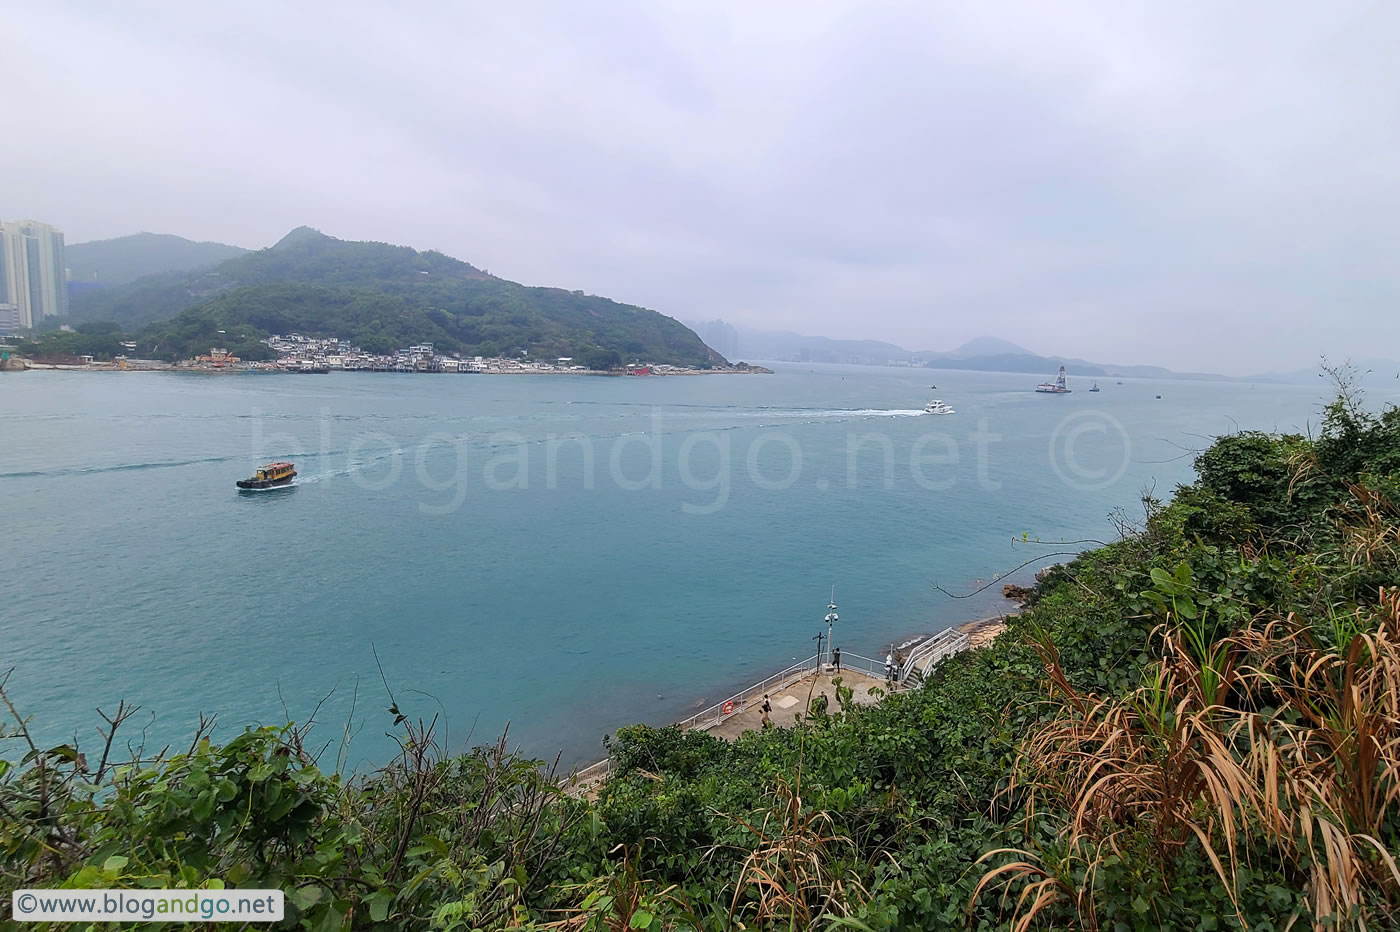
[236, 462, 296, 490]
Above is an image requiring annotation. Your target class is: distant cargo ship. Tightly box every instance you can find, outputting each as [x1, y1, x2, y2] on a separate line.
[1035, 366, 1072, 394]
[236, 462, 296, 490]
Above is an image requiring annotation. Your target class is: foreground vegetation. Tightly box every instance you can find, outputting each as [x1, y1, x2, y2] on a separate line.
[3, 382, 1398, 930]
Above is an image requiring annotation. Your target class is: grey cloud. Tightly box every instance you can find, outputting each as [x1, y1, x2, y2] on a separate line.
[4, 0, 1399, 374]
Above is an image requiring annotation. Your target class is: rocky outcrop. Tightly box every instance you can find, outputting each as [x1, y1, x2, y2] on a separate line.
[1001, 583, 1033, 602]
[0, 356, 26, 371]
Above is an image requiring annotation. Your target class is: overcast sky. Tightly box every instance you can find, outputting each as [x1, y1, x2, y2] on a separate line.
[5, 2, 1398, 374]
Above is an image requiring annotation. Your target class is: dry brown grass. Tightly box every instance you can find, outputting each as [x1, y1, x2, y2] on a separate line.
[1336, 482, 1400, 570]
[1231, 590, 1400, 923]
[726, 775, 864, 929]
[977, 589, 1400, 931]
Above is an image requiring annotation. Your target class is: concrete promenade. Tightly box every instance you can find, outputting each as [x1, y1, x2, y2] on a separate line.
[563, 665, 890, 797]
[562, 614, 1015, 797]
[701, 668, 887, 740]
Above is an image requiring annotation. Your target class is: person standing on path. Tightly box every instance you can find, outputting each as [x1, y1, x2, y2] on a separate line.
[832, 646, 841, 673]
[760, 694, 773, 729]
[885, 652, 896, 686]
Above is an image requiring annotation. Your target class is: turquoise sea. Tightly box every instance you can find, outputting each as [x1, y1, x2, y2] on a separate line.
[1, 365, 1386, 770]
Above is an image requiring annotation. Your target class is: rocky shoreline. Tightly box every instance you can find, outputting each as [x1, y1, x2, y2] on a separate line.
[4, 359, 773, 376]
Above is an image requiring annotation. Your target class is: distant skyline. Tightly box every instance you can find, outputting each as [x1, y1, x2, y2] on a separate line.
[5, 2, 1400, 375]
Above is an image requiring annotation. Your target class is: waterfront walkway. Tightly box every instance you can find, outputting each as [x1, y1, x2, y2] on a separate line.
[563, 655, 896, 797]
[562, 617, 1015, 797]
[702, 668, 887, 740]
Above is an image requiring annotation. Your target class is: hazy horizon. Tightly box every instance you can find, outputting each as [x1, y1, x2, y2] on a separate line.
[6, 2, 1399, 375]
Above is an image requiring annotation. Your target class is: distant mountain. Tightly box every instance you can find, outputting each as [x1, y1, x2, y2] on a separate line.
[950, 336, 1032, 357]
[924, 353, 1109, 377]
[80, 227, 725, 367]
[726, 327, 914, 364]
[706, 321, 1231, 380]
[921, 350, 1235, 381]
[1242, 357, 1400, 385]
[65, 233, 248, 286]
[717, 325, 1041, 368]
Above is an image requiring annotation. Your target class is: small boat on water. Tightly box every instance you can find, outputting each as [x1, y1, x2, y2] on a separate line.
[236, 462, 296, 490]
[923, 399, 955, 415]
[1035, 366, 1072, 394]
[1088, 382, 1101, 392]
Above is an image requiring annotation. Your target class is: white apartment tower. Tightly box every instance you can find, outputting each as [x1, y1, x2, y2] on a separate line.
[0, 219, 69, 329]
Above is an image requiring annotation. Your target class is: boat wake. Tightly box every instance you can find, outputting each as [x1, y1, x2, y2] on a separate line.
[1, 448, 370, 482]
[730, 407, 926, 420]
[294, 447, 407, 484]
[0, 454, 247, 481]
[562, 401, 929, 420]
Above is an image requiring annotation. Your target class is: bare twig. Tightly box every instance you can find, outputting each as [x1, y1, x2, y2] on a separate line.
[94, 699, 141, 784]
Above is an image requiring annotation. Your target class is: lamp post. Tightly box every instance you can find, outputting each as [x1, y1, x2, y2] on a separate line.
[824, 587, 838, 669]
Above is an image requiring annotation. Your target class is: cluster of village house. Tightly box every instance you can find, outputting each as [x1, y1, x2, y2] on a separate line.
[185, 334, 687, 374]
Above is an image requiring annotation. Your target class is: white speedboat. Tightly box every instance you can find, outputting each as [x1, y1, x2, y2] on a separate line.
[923, 399, 955, 415]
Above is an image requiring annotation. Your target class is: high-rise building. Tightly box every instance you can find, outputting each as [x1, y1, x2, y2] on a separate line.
[0, 219, 69, 329]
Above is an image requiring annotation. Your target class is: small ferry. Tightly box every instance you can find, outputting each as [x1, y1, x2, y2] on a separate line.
[236, 462, 296, 490]
[1035, 366, 1072, 394]
[923, 399, 955, 415]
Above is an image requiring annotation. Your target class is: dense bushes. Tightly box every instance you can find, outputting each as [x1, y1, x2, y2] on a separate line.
[3, 384, 1398, 929]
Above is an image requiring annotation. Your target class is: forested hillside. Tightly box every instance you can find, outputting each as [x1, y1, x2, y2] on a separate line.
[4, 377, 1397, 930]
[66, 227, 724, 366]
[65, 233, 248, 286]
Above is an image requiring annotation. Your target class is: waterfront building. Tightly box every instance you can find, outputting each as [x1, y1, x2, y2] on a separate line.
[0, 219, 68, 328]
[194, 347, 239, 367]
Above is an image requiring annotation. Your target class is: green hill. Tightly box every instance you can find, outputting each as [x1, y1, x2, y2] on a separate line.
[72, 228, 726, 366]
[65, 232, 249, 286]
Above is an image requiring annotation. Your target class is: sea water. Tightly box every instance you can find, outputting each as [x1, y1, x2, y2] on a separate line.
[1, 364, 1385, 769]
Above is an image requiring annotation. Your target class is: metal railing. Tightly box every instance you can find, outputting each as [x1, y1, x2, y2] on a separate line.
[676, 654, 822, 731]
[899, 628, 973, 683]
[566, 655, 828, 792]
[564, 639, 980, 793]
[835, 652, 890, 680]
[565, 756, 612, 789]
